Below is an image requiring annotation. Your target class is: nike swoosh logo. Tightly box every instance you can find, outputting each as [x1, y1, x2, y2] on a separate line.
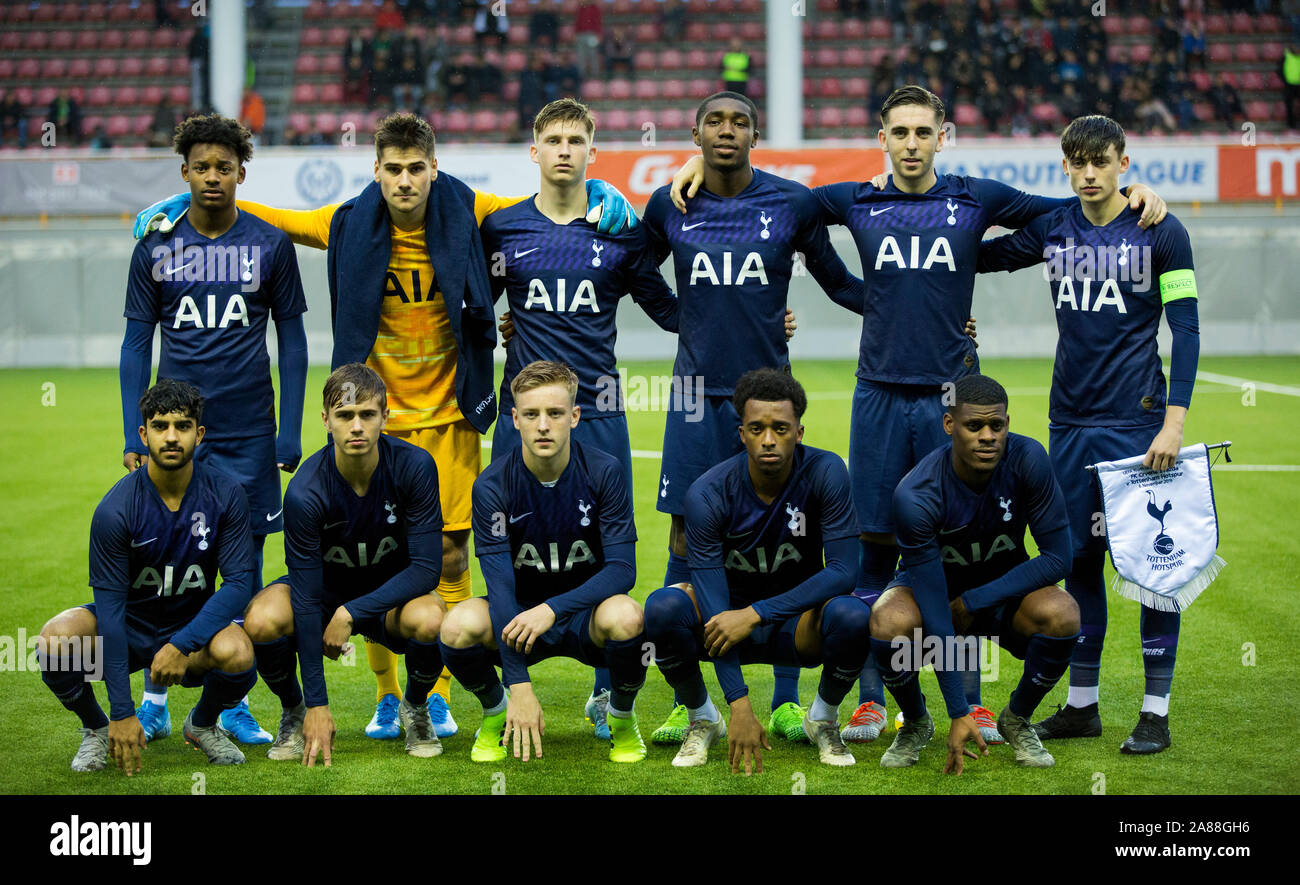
[163, 261, 195, 276]
[681, 221, 708, 231]
[266, 509, 283, 521]
[938, 527, 965, 536]
[725, 531, 753, 539]
[323, 520, 347, 530]
[1141, 638, 1161, 645]
[1056, 244, 1076, 253]
[869, 206, 893, 216]
[509, 512, 532, 523]
[130, 537, 157, 548]
[514, 248, 539, 258]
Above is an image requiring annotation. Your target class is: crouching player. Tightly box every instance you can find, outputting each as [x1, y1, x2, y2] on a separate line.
[872, 375, 1078, 773]
[243, 364, 447, 764]
[439, 360, 648, 763]
[39, 380, 258, 773]
[644, 369, 868, 773]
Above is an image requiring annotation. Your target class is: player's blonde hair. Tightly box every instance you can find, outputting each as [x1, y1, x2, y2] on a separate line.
[533, 98, 595, 143]
[510, 360, 579, 405]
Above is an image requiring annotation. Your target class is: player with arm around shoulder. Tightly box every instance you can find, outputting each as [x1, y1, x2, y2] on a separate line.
[643, 368, 870, 774]
[241, 364, 448, 766]
[872, 374, 1079, 774]
[39, 380, 259, 774]
[439, 360, 648, 764]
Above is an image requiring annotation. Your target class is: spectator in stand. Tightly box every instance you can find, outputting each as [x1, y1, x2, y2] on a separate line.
[47, 88, 84, 145]
[1007, 83, 1033, 136]
[405, 0, 431, 24]
[189, 22, 211, 110]
[721, 37, 751, 96]
[1087, 71, 1117, 119]
[1284, 40, 1300, 131]
[1058, 48, 1083, 85]
[972, 0, 999, 42]
[1207, 71, 1245, 128]
[395, 25, 424, 70]
[1286, 0, 1300, 43]
[530, 0, 562, 50]
[1051, 14, 1079, 55]
[443, 52, 476, 107]
[1024, 15, 1053, 56]
[604, 26, 635, 78]
[518, 50, 550, 132]
[474, 0, 508, 52]
[1170, 83, 1197, 131]
[1057, 80, 1086, 122]
[477, 50, 504, 100]
[1153, 48, 1183, 105]
[1155, 10, 1181, 54]
[371, 49, 396, 107]
[345, 54, 371, 104]
[950, 48, 978, 100]
[89, 124, 112, 150]
[659, 0, 688, 43]
[155, 0, 175, 28]
[1081, 14, 1107, 58]
[1107, 44, 1131, 84]
[999, 17, 1027, 62]
[840, 0, 868, 17]
[393, 53, 425, 109]
[1, 93, 29, 148]
[978, 72, 1007, 133]
[549, 49, 583, 100]
[1134, 79, 1177, 133]
[376, 0, 406, 32]
[240, 84, 267, 136]
[575, 0, 604, 79]
[424, 25, 451, 99]
[1182, 19, 1206, 71]
[344, 28, 374, 71]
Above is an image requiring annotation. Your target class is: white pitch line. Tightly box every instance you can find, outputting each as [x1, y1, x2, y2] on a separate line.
[1192, 370, 1300, 398]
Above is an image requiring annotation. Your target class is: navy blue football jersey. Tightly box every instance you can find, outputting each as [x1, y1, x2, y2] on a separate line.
[88, 461, 254, 717]
[480, 198, 678, 415]
[473, 441, 637, 612]
[643, 168, 863, 395]
[685, 444, 858, 614]
[893, 433, 1070, 611]
[284, 434, 443, 706]
[125, 211, 308, 439]
[978, 203, 1197, 427]
[816, 174, 1070, 386]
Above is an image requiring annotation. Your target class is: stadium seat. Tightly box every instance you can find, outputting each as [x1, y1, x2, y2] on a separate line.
[634, 23, 658, 43]
[601, 108, 632, 132]
[608, 79, 633, 100]
[168, 84, 190, 106]
[320, 82, 344, 103]
[296, 55, 321, 75]
[17, 58, 40, 79]
[1193, 102, 1215, 123]
[35, 86, 58, 108]
[634, 79, 658, 100]
[1204, 14, 1229, 34]
[818, 78, 844, 98]
[559, 24, 575, 42]
[1245, 101, 1275, 121]
[132, 114, 153, 136]
[0, 31, 19, 52]
[739, 21, 764, 41]
[304, 0, 329, 21]
[841, 18, 866, 40]
[24, 31, 50, 51]
[43, 58, 69, 80]
[1230, 12, 1255, 34]
[453, 25, 474, 44]
[814, 48, 839, 69]
[171, 56, 189, 77]
[817, 106, 844, 129]
[801, 107, 816, 128]
[1207, 43, 1233, 64]
[845, 106, 869, 128]
[584, 80, 606, 100]
[685, 23, 710, 42]
[660, 107, 690, 131]
[86, 86, 113, 107]
[503, 50, 526, 73]
[502, 80, 520, 101]
[314, 112, 340, 134]
[748, 78, 764, 98]
[151, 28, 178, 50]
[661, 79, 687, 100]
[816, 0, 836, 11]
[106, 114, 132, 137]
[114, 86, 139, 107]
[1219, 71, 1239, 88]
[146, 57, 170, 77]
[85, 2, 109, 22]
[867, 20, 891, 40]
[50, 30, 76, 51]
[660, 49, 683, 69]
[13, 87, 34, 106]
[325, 27, 349, 46]
[634, 51, 657, 71]
[0, 59, 13, 79]
[1255, 14, 1282, 35]
[107, 2, 133, 22]
[687, 0, 711, 13]
[954, 104, 981, 128]
[287, 112, 311, 133]
[1031, 102, 1061, 126]
[1129, 43, 1153, 64]
[737, 0, 762, 10]
[441, 110, 471, 133]
[1266, 70, 1283, 90]
[120, 58, 145, 77]
[471, 110, 501, 133]
[33, 3, 59, 23]
[810, 19, 836, 41]
[1236, 43, 1259, 63]
[688, 77, 714, 97]
[842, 47, 868, 69]
[320, 55, 343, 75]
[1191, 71, 1211, 92]
[301, 28, 326, 47]
[1261, 42, 1284, 62]
[507, 24, 526, 43]
[292, 83, 318, 104]
[1127, 17, 1152, 36]
[124, 29, 150, 51]
[141, 85, 164, 105]
[1102, 15, 1124, 35]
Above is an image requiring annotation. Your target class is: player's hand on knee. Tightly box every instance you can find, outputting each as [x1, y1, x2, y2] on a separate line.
[122, 452, 147, 472]
[670, 156, 705, 213]
[302, 706, 335, 767]
[703, 607, 760, 657]
[109, 717, 146, 777]
[784, 308, 797, 342]
[149, 643, 187, 687]
[502, 604, 556, 655]
[942, 714, 987, 776]
[323, 606, 353, 659]
[727, 702, 769, 776]
[1128, 183, 1167, 228]
[504, 686, 544, 762]
[498, 311, 516, 343]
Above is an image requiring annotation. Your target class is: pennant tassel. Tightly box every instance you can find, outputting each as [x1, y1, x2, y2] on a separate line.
[1111, 555, 1227, 612]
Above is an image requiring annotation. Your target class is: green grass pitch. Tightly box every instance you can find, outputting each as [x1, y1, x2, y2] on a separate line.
[1, 357, 1296, 795]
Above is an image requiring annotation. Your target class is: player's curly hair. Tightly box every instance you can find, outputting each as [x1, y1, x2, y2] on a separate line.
[880, 85, 945, 127]
[534, 97, 595, 142]
[511, 360, 579, 405]
[695, 91, 760, 130]
[323, 363, 388, 412]
[172, 113, 253, 164]
[139, 378, 204, 423]
[948, 374, 1008, 414]
[732, 367, 807, 421]
[1060, 115, 1126, 167]
[375, 112, 436, 161]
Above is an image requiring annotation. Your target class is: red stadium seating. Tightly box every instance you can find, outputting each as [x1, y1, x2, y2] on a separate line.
[842, 19, 866, 40]
[634, 51, 657, 71]
[43, 58, 69, 80]
[471, 110, 501, 134]
[660, 49, 684, 69]
[125, 29, 150, 51]
[502, 81, 520, 101]
[842, 47, 868, 69]
[441, 110, 471, 134]
[314, 112, 340, 134]
[685, 23, 710, 42]
[304, 1, 329, 21]
[1194, 102, 1215, 123]
[106, 115, 132, 137]
[114, 86, 139, 107]
[1239, 71, 1265, 91]
[152, 29, 179, 50]
[867, 20, 891, 40]
[1256, 15, 1283, 35]
[601, 108, 632, 132]
[25, 31, 50, 51]
[607, 79, 633, 100]
[1191, 71, 1211, 92]
[503, 50, 526, 73]
[320, 82, 344, 103]
[133, 114, 153, 136]
[814, 47, 839, 69]
[954, 104, 981, 128]
[0, 31, 20, 52]
[50, 30, 76, 52]
[1129, 43, 1153, 64]
[1207, 43, 1233, 64]
[661, 79, 688, 100]
[634, 23, 658, 43]
[507, 24, 527, 44]
[1230, 12, 1255, 34]
[738, 21, 763, 41]
[35, 86, 58, 107]
[1204, 15, 1229, 35]
[287, 112, 311, 133]
[326, 27, 350, 46]
[1245, 101, 1275, 121]
[146, 57, 170, 77]
[17, 58, 40, 79]
[120, 58, 145, 77]
[320, 55, 343, 75]
[33, 3, 59, 23]
[301, 28, 326, 47]
[171, 56, 189, 77]
[818, 77, 844, 98]
[85, 3, 109, 22]
[1261, 43, 1284, 62]
[141, 85, 164, 105]
[1236, 43, 1259, 63]
[660, 107, 690, 130]
[583, 81, 606, 100]
[107, 2, 134, 22]
[292, 83, 318, 104]
[634, 79, 658, 100]
[688, 78, 714, 97]
[845, 106, 870, 128]
[844, 78, 868, 99]
[296, 55, 322, 76]
[168, 85, 190, 106]
[0, 59, 13, 79]
[817, 106, 844, 129]
[1031, 103, 1062, 126]
[13, 87, 34, 106]
[86, 86, 113, 107]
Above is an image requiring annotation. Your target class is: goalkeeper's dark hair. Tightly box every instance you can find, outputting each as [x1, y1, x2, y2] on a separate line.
[139, 379, 204, 424]
[1060, 114, 1126, 167]
[695, 91, 760, 130]
[948, 374, 1008, 415]
[173, 113, 253, 164]
[733, 368, 806, 421]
